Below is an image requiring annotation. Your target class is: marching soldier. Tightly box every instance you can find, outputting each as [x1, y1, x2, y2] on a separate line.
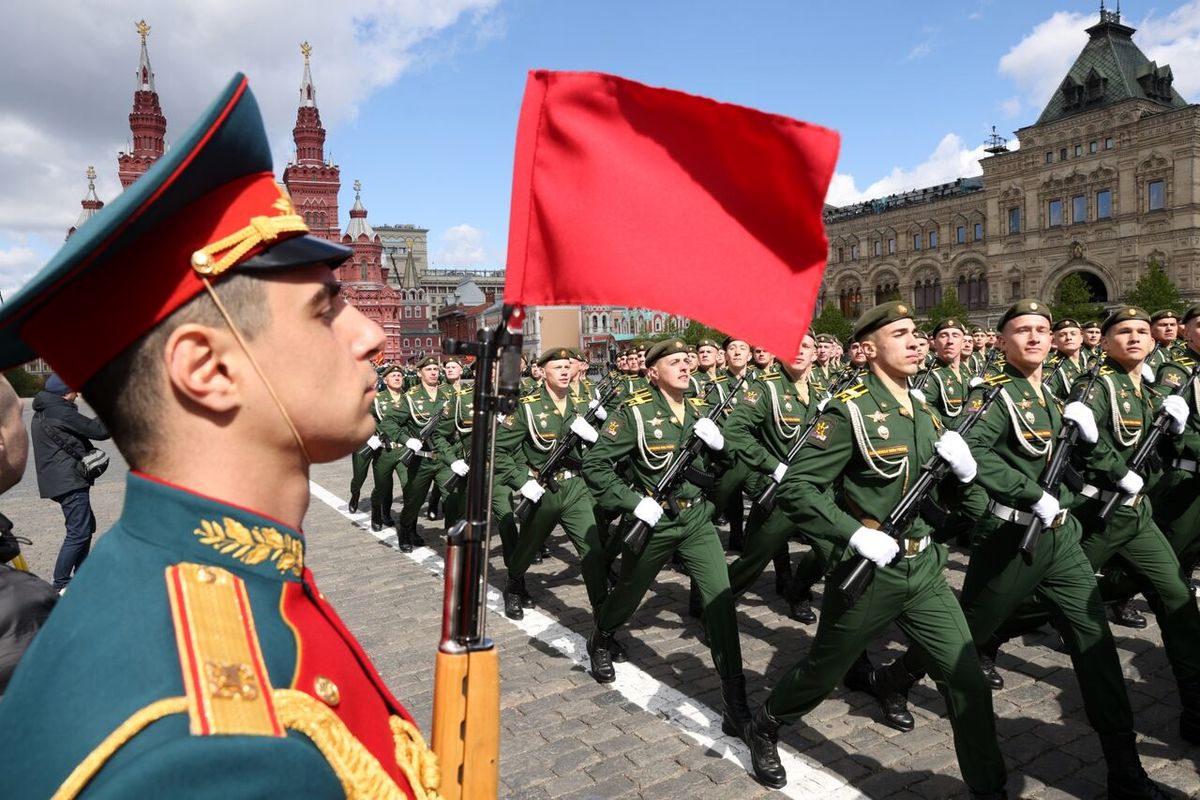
[750, 345, 776, 375]
[694, 338, 722, 386]
[582, 339, 752, 739]
[1148, 309, 1181, 371]
[969, 325, 990, 372]
[1043, 318, 1087, 400]
[921, 318, 972, 428]
[1082, 320, 1104, 366]
[742, 301, 1007, 797]
[0, 74, 440, 798]
[812, 333, 837, 385]
[494, 348, 611, 620]
[353, 364, 404, 518]
[881, 300, 1169, 799]
[428, 378, 473, 537]
[712, 336, 754, 551]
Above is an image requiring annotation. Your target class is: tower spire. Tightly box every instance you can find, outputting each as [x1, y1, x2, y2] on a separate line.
[135, 19, 154, 91]
[282, 42, 340, 242]
[67, 166, 104, 239]
[300, 41, 316, 107]
[118, 20, 167, 188]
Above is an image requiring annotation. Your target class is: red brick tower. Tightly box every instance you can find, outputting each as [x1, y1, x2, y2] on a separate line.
[281, 42, 340, 242]
[340, 181, 402, 360]
[67, 166, 104, 240]
[117, 20, 166, 189]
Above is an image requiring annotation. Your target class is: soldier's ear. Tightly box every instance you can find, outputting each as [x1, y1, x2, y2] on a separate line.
[162, 323, 243, 414]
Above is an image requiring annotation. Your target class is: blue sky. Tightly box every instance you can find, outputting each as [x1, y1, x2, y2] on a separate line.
[2, 1, 1197, 291]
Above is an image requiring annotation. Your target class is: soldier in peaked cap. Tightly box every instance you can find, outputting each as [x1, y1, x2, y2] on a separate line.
[351, 363, 404, 522]
[1082, 319, 1103, 367]
[0, 76, 439, 799]
[1148, 309, 1182, 371]
[922, 317, 972, 429]
[1044, 317, 1086, 400]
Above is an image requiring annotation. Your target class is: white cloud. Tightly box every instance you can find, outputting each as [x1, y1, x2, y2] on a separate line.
[0, 239, 49, 299]
[0, 0, 501, 287]
[998, 11, 1090, 118]
[906, 41, 932, 61]
[1136, 1, 1200, 99]
[435, 223, 492, 267]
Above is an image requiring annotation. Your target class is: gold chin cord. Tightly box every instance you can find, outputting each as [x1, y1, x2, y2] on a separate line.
[200, 277, 313, 467]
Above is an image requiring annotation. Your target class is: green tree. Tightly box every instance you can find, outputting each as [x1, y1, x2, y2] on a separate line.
[810, 303, 853, 343]
[4, 367, 42, 397]
[680, 319, 728, 345]
[923, 287, 971, 332]
[1051, 273, 1106, 325]
[1123, 259, 1183, 314]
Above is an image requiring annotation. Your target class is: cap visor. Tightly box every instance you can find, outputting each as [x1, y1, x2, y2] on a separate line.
[240, 234, 351, 271]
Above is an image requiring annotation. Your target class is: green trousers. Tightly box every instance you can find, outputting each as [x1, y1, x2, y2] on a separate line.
[509, 478, 609, 613]
[398, 456, 440, 528]
[711, 460, 751, 547]
[433, 467, 466, 530]
[1151, 468, 1200, 569]
[905, 515, 1133, 735]
[350, 447, 377, 495]
[596, 501, 743, 679]
[727, 482, 829, 598]
[370, 447, 405, 512]
[765, 543, 1006, 795]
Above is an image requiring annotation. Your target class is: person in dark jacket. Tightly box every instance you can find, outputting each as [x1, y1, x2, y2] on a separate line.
[31, 373, 110, 591]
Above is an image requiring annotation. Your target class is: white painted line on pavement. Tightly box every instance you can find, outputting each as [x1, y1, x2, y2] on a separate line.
[309, 479, 869, 800]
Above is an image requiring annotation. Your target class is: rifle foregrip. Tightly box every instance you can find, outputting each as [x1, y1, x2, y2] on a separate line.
[1097, 492, 1123, 524]
[513, 496, 533, 522]
[756, 482, 779, 514]
[623, 520, 651, 557]
[1018, 518, 1042, 565]
[398, 449, 414, 467]
[432, 647, 500, 800]
[838, 558, 874, 608]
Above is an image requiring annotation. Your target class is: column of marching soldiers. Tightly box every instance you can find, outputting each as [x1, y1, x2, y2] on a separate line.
[350, 302, 1200, 800]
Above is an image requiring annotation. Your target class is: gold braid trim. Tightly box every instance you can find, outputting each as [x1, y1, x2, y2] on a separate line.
[51, 697, 189, 800]
[273, 689, 442, 800]
[191, 213, 308, 277]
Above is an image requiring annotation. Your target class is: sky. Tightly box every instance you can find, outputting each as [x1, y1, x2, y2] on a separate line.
[1, 0, 1198, 297]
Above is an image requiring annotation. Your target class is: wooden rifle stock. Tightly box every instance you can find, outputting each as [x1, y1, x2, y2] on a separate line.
[838, 384, 1002, 607]
[623, 376, 746, 557]
[1018, 359, 1103, 563]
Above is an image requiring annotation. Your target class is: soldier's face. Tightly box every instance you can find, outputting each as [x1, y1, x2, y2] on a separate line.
[1054, 327, 1081, 355]
[419, 364, 440, 386]
[697, 346, 717, 367]
[1083, 328, 1101, 346]
[961, 338, 974, 356]
[752, 348, 772, 367]
[987, 333, 997, 346]
[972, 332, 987, 349]
[1152, 318, 1178, 342]
[815, 342, 830, 362]
[999, 315, 1051, 372]
[849, 342, 867, 365]
[934, 329, 963, 361]
[863, 320, 920, 378]
[687, 352, 698, 369]
[649, 353, 690, 391]
[1185, 319, 1200, 351]
[1103, 321, 1153, 370]
[789, 335, 815, 375]
[444, 362, 463, 382]
[544, 359, 572, 389]
[530, 364, 544, 380]
[385, 371, 405, 390]
[725, 341, 750, 368]
[915, 338, 929, 358]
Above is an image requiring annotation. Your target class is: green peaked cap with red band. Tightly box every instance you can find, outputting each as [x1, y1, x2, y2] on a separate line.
[0, 74, 351, 389]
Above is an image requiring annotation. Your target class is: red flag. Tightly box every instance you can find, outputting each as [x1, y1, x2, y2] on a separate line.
[504, 70, 840, 360]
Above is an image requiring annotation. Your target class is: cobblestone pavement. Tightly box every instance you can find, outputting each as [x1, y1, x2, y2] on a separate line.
[8, 404, 1199, 798]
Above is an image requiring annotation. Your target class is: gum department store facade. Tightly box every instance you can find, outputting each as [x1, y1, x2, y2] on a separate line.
[819, 9, 1200, 326]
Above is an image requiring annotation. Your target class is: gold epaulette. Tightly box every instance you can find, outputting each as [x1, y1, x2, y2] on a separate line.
[836, 382, 869, 402]
[1176, 355, 1196, 368]
[761, 371, 781, 382]
[1099, 366, 1115, 376]
[625, 390, 653, 406]
[520, 393, 541, 404]
[983, 373, 1011, 386]
[687, 397, 708, 408]
[713, 375, 728, 384]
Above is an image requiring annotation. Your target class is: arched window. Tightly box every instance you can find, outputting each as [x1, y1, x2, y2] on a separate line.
[360, 261, 369, 281]
[427, 338, 433, 347]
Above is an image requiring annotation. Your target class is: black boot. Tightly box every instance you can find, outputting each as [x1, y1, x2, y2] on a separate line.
[381, 507, 396, 530]
[727, 513, 744, 553]
[979, 650, 1004, 690]
[1100, 731, 1171, 800]
[1110, 598, 1147, 629]
[539, 544, 551, 561]
[397, 522, 414, 554]
[407, 521, 426, 548]
[348, 490, 360, 514]
[370, 502, 383, 533]
[1180, 673, 1200, 744]
[720, 674, 752, 740]
[745, 704, 787, 789]
[503, 577, 526, 620]
[869, 658, 918, 733]
[688, 580, 703, 619]
[610, 632, 628, 663]
[773, 549, 791, 597]
[517, 579, 536, 609]
[587, 629, 616, 683]
[842, 651, 874, 693]
[786, 581, 817, 625]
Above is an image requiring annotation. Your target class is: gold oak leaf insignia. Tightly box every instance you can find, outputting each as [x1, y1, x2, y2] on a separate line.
[194, 518, 303, 577]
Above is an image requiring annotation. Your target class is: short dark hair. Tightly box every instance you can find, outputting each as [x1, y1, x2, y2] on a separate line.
[83, 275, 269, 469]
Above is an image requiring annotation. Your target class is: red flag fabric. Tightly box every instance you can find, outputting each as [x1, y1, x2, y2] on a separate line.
[504, 70, 840, 361]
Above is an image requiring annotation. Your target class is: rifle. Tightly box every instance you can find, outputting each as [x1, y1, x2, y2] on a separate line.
[1039, 352, 1066, 395]
[622, 375, 747, 557]
[1018, 358, 1103, 564]
[511, 377, 622, 521]
[398, 399, 448, 467]
[910, 359, 937, 392]
[431, 305, 524, 799]
[1096, 359, 1200, 523]
[838, 382, 1004, 607]
[974, 347, 1000, 380]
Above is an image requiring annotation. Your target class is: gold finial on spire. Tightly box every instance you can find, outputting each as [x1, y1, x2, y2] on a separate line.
[85, 166, 97, 182]
[353, 179, 362, 195]
[136, 19, 151, 44]
[300, 41, 312, 61]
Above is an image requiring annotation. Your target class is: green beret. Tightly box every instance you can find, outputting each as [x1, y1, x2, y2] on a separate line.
[634, 341, 651, 352]
[1052, 318, 1079, 332]
[913, 329, 929, 341]
[687, 344, 698, 354]
[852, 301, 913, 341]
[721, 335, 749, 349]
[645, 338, 689, 367]
[568, 348, 587, 362]
[1082, 320, 1101, 330]
[932, 317, 967, 335]
[381, 364, 403, 377]
[969, 326, 986, 335]
[1151, 309, 1180, 322]
[1102, 306, 1150, 333]
[537, 347, 573, 366]
[414, 356, 439, 370]
[1183, 303, 1200, 325]
[815, 333, 836, 345]
[696, 338, 719, 350]
[997, 299, 1051, 331]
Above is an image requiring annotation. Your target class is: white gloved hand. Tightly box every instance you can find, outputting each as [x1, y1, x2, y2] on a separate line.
[405, 438, 423, 453]
[633, 496, 663, 527]
[933, 430, 977, 483]
[569, 416, 599, 443]
[450, 459, 469, 477]
[1063, 401, 1098, 444]
[588, 399, 608, 421]
[1163, 394, 1189, 435]
[772, 462, 788, 484]
[693, 417, 724, 451]
[1117, 470, 1144, 495]
[518, 479, 545, 504]
[1031, 491, 1061, 526]
[1141, 363, 1156, 384]
[909, 388, 927, 405]
[849, 527, 900, 568]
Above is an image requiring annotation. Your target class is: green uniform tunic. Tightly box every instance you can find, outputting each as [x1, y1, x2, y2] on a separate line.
[765, 370, 1007, 795]
[350, 390, 399, 500]
[902, 365, 1136, 738]
[494, 385, 609, 612]
[429, 385, 475, 529]
[1151, 349, 1200, 571]
[1043, 352, 1087, 401]
[708, 368, 753, 549]
[582, 386, 743, 679]
[371, 383, 454, 528]
[922, 359, 970, 429]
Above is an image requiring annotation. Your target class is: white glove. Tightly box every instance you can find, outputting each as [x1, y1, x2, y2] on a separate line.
[849, 527, 900, 568]
[633, 496, 663, 527]
[1063, 401, 1098, 444]
[1141, 363, 1156, 384]
[1031, 491, 1061, 526]
[450, 459, 469, 477]
[909, 388, 927, 405]
[1117, 470, 1144, 495]
[589, 399, 608, 421]
[405, 438, 423, 453]
[518, 479, 545, 504]
[772, 462, 788, 484]
[693, 417, 724, 451]
[569, 416, 599, 443]
[1163, 395, 1189, 435]
[933, 430, 977, 483]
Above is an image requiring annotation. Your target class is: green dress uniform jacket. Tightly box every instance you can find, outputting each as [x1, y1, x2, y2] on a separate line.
[372, 384, 455, 527]
[1152, 348, 1200, 569]
[922, 359, 970, 428]
[1043, 353, 1087, 401]
[429, 385, 475, 527]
